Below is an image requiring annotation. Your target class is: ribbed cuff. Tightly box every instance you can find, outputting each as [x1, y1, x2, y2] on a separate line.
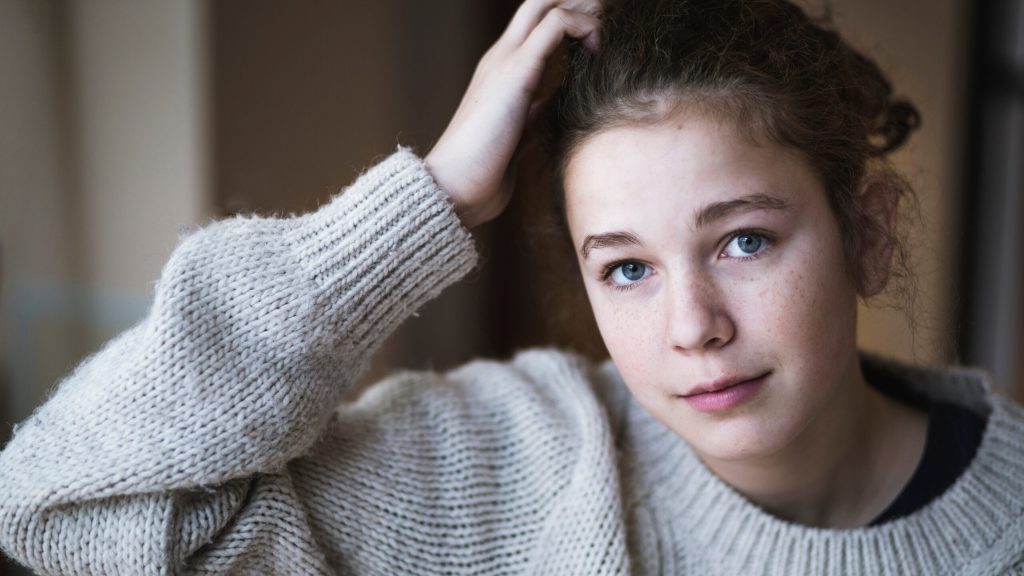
[289, 146, 479, 354]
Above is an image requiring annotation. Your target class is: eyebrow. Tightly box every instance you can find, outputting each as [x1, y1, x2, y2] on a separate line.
[580, 231, 643, 260]
[695, 193, 789, 229]
[579, 193, 790, 260]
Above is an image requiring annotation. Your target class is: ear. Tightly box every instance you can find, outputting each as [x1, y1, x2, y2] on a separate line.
[856, 173, 899, 298]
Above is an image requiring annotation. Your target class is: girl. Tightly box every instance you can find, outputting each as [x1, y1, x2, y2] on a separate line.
[2, 0, 1023, 574]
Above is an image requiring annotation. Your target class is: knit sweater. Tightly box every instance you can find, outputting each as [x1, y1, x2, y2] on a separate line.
[1, 148, 1023, 576]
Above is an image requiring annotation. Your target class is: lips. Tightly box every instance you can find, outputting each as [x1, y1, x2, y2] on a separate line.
[680, 372, 771, 413]
[682, 371, 771, 398]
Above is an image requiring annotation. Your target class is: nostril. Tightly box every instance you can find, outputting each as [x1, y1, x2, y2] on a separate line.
[665, 277, 736, 351]
[668, 314, 735, 352]
[703, 333, 728, 350]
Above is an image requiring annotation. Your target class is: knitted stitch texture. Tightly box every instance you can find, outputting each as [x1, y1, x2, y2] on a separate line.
[1, 148, 1023, 575]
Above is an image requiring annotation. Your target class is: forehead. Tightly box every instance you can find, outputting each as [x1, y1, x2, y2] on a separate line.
[563, 112, 825, 236]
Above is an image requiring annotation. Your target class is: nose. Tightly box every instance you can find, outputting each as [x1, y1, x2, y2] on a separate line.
[666, 272, 735, 352]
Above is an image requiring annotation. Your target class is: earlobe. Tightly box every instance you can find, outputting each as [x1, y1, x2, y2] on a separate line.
[856, 174, 899, 298]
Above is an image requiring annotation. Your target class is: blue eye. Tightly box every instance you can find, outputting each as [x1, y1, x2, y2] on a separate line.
[723, 232, 768, 259]
[619, 262, 647, 281]
[604, 261, 651, 288]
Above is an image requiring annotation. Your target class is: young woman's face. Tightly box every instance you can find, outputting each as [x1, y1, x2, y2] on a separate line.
[564, 111, 864, 462]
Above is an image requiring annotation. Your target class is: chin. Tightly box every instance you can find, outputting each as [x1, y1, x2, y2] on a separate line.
[677, 414, 798, 463]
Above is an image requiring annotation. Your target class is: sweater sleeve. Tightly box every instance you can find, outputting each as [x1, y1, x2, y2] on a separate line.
[0, 147, 479, 574]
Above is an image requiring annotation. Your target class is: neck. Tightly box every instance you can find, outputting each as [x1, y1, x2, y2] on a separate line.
[698, 361, 928, 528]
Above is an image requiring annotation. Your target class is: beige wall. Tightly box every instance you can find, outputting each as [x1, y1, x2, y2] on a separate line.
[69, 0, 210, 296]
[0, 0, 76, 437]
[801, 0, 970, 364]
[0, 0, 209, 433]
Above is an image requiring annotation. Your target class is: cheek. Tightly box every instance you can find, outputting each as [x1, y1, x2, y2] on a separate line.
[587, 290, 664, 391]
[753, 234, 859, 378]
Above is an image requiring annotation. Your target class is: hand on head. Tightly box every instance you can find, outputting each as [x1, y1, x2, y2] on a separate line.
[425, 0, 602, 229]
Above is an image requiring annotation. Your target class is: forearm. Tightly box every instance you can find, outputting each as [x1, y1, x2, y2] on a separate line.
[0, 147, 478, 572]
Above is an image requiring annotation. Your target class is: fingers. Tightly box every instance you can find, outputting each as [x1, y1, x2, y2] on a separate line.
[502, 0, 602, 49]
[520, 6, 601, 62]
[425, 0, 602, 229]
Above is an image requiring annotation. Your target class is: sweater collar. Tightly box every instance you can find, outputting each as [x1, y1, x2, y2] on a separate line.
[602, 353, 1024, 574]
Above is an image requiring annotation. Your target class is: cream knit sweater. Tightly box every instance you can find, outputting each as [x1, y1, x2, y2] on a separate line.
[1, 148, 1023, 575]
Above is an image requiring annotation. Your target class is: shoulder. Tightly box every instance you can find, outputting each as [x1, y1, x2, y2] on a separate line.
[860, 351, 1024, 459]
[907, 359, 1024, 574]
[329, 348, 627, 441]
[283, 350, 634, 573]
[298, 349, 628, 507]
[860, 351, 999, 418]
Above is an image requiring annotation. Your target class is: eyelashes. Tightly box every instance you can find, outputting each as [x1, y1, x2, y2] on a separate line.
[598, 230, 775, 292]
[721, 230, 774, 261]
[600, 261, 652, 292]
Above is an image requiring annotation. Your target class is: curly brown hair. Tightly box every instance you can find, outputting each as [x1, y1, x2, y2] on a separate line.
[541, 0, 922, 305]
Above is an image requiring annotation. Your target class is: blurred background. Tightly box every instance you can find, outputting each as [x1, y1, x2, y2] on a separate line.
[0, 0, 1022, 572]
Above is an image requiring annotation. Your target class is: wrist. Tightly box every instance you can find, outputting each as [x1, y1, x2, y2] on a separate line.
[424, 155, 481, 229]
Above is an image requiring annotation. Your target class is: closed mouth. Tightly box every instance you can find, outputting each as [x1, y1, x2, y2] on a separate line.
[682, 371, 772, 397]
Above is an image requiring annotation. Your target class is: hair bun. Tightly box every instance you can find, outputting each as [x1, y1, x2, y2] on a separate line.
[871, 100, 921, 156]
